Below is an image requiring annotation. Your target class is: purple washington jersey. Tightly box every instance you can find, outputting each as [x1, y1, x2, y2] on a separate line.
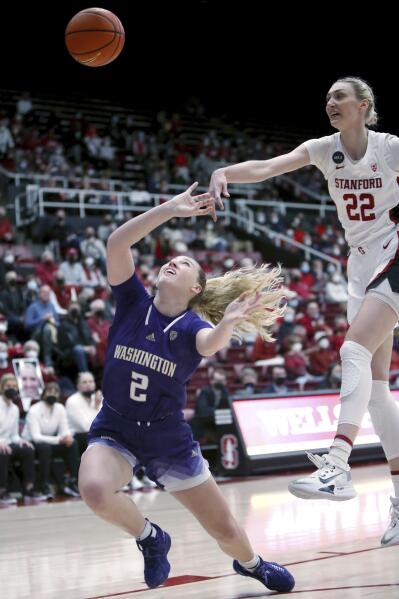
[101, 273, 212, 421]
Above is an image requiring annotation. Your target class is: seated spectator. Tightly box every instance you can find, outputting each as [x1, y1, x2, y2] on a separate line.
[190, 368, 229, 443]
[52, 270, 73, 311]
[82, 257, 107, 289]
[263, 366, 289, 394]
[316, 363, 342, 390]
[65, 371, 102, 455]
[80, 227, 106, 273]
[24, 285, 59, 368]
[0, 341, 13, 378]
[0, 374, 46, 503]
[325, 271, 348, 304]
[306, 333, 338, 377]
[58, 303, 96, 373]
[22, 382, 80, 498]
[35, 250, 58, 287]
[0, 206, 14, 243]
[0, 271, 26, 341]
[86, 299, 111, 367]
[297, 301, 321, 338]
[234, 367, 259, 397]
[59, 248, 87, 286]
[284, 339, 308, 380]
[97, 213, 117, 243]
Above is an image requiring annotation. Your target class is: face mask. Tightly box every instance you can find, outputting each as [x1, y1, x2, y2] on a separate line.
[244, 383, 255, 391]
[274, 378, 286, 386]
[301, 264, 310, 273]
[0, 323, 7, 334]
[69, 309, 80, 318]
[25, 350, 39, 358]
[0, 351, 8, 361]
[55, 278, 64, 285]
[284, 313, 294, 323]
[331, 374, 341, 383]
[292, 343, 302, 352]
[81, 390, 93, 398]
[8, 279, 17, 286]
[44, 395, 57, 405]
[95, 310, 105, 318]
[332, 274, 341, 283]
[319, 339, 330, 349]
[213, 381, 225, 390]
[4, 388, 18, 400]
[27, 280, 38, 291]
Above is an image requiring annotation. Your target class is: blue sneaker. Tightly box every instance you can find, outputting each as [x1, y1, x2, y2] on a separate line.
[233, 557, 295, 592]
[136, 522, 171, 588]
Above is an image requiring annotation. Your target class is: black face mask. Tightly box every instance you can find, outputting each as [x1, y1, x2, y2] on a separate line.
[55, 278, 64, 285]
[4, 388, 18, 400]
[44, 395, 57, 405]
[81, 390, 93, 398]
[274, 378, 286, 386]
[213, 382, 225, 390]
[95, 310, 105, 318]
[69, 309, 80, 319]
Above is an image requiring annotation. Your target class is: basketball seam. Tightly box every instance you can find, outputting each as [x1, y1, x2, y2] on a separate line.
[66, 30, 124, 36]
[68, 32, 118, 56]
[103, 33, 123, 65]
[74, 10, 122, 32]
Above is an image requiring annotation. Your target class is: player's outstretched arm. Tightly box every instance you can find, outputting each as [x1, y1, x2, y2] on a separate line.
[196, 291, 263, 356]
[209, 143, 311, 209]
[106, 182, 214, 285]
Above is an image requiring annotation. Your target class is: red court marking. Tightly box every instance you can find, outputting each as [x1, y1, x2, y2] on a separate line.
[85, 545, 396, 598]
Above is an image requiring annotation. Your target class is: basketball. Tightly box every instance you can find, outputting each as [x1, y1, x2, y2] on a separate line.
[65, 8, 125, 67]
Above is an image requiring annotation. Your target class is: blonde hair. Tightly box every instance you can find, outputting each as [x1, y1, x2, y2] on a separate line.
[190, 264, 286, 342]
[336, 76, 378, 127]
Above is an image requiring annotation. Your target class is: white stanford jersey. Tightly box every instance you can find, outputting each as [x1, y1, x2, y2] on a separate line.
[304, 131, 399, 248]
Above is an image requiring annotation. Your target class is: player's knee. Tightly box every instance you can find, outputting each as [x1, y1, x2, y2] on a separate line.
[210, 515, 240, 545]
[79, 477, 112, 511]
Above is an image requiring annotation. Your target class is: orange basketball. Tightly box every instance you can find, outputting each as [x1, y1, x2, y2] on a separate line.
[65, 8, 125, 67]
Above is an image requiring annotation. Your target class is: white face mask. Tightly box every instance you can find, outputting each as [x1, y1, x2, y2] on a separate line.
[25, 350, 39, 359]
[319, 338, 330, 349]
[0, 351, 8, 361]
[0, 323, 8, 333]
[292, 343, 302, 352]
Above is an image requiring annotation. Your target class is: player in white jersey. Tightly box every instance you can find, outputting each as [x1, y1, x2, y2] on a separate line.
[209, 77, 399, 547]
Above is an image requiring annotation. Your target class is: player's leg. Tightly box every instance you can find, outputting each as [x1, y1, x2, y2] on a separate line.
[79, 444, 145, 535]
[368, 333, 399, 545]
[172, 477, 295, 592]
[289, 294, 397, 501]
[79, 443, 172, 589]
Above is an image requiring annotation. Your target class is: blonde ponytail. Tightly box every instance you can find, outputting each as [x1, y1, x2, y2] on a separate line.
[190, 264, 286, 342]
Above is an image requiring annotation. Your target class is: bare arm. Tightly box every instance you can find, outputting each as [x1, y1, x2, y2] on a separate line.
[209, 143, 311, 208]
[106, 183, 214, 286]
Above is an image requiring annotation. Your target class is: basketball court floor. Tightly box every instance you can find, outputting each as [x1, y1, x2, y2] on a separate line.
[1, 462, 398, 598]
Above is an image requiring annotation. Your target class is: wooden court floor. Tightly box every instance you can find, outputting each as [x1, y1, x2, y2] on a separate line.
[0, 462, 398, 598]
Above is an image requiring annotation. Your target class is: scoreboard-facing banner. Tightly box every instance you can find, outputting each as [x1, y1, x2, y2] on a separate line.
[214, 390, 399, 476]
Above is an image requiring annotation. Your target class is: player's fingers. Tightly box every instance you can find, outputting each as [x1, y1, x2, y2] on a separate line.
[187, 181, 199, 194]
[222, 182, 230, 198]
[193, 192, 212, 201]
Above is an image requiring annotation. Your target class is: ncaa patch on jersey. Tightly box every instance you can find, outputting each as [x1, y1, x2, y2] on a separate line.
[169, 330, 178, 341]
[332, 151, 344, 164]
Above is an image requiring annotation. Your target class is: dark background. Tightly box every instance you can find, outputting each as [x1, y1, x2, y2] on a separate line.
[0, 1, 393, 137]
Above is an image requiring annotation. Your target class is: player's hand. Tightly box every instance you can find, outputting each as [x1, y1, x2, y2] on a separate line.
[222, 290, 263, 325]
[170, 183, 215, 220]
[0, 441, 12, 455]
[209, 169, 230, 211]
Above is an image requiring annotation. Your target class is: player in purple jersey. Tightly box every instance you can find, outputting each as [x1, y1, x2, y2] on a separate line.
[78, 183, 294, 592]
[209, 77, 399, 547]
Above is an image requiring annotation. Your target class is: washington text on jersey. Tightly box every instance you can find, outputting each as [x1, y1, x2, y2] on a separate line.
[113, 344, 177, 378]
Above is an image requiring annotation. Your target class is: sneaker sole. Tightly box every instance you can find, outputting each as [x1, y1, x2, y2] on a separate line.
[288, 483, 357, 501]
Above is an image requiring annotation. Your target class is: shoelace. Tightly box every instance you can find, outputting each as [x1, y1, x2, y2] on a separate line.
[306, 452, 336, 475]
[137, 535, 164, 558]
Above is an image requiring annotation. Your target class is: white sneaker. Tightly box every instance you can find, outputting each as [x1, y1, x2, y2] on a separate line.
[381, 497, 399, 546]
[288, 452, 357, 501]
[130, 475, 144, 491]
[142, 474, 157, 489]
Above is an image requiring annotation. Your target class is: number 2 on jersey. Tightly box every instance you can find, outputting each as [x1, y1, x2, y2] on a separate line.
[343, 193, 376, 221]
[130, 370, 149, 402]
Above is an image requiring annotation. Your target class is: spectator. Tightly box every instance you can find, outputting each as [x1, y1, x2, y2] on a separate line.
[82, 257, 107, 289]
[263, 366, 289, 394]
[307, 333, 338, 377]
[86, 299, 111, 367]
[22, 382, 80, 498]
[0, 342, 13, 378]
[234, 367, 259, 397]
[325, 271, 349, 304]
[0, 271, 26, 340]
[24, 285, 59, 368]
[49, 210, 74, 258]
[35, 250, 58, 287]
[80, 227, 107, 272]
[58, 303, 96, 373]
[16, 91, 33, 116]
[97, 213, 117, 243]
[0, 374, 46, 503]
[190, 368, 229, 442]
[65, 371, 101, 455]
[0, 118, 14, 157]
[317, 363, 342, 390]
[52, 270, 73, 311]
[297, 301, 321, 337]
[0, 206, 14, 243]
[284, 339, 308, 380]
[59, 248, 87, 286]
